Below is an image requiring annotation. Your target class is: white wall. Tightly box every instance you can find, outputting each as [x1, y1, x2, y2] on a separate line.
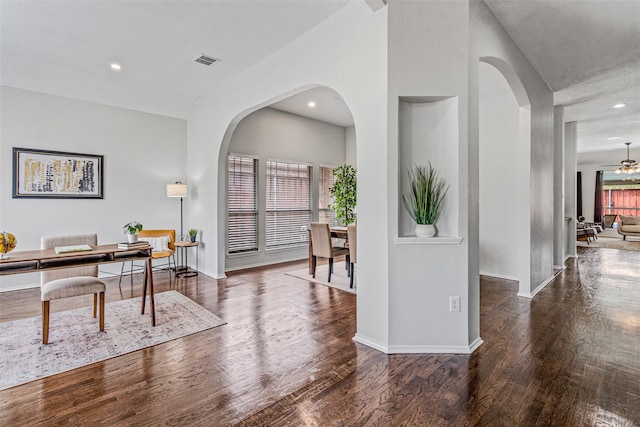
[187, 2, 389, 346]
[387, 1, 473, 353]
[0, 86, 187, 291]
[345, 126, 357, 166]
[470, 1, 554, 298]
[479, 62, 520, 280]
[225, 107, 346, 270]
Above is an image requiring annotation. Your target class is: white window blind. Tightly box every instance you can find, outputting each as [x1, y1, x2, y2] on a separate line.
[266, 160, 311, 249]
[228, 155, 258, 254]
[318, 166, 337, 226]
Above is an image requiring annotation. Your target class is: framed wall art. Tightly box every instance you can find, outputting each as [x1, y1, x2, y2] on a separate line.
[12, 147, 104, 199]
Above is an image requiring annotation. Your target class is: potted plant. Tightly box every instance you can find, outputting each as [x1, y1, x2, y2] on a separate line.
[402, 163, 448, 237]
[188, 228, 198, 243]
[329, 165, 357, 225]
[123, 221, 143, 243]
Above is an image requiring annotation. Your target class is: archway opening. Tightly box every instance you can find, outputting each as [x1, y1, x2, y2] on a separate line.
[216, 86, 357, 275]
[479, 59, 532, 292]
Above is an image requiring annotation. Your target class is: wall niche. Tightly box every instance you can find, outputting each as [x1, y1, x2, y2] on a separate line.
[398, 96, 459, 239]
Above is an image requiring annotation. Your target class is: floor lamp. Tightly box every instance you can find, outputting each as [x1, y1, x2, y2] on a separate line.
[166, 181, 187, 241]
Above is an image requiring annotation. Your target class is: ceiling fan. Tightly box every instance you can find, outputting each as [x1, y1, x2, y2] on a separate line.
[598, 142, 640, 181]
[614, 142, 639, 175]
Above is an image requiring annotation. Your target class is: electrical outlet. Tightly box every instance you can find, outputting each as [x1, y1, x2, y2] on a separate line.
[449, 296, 460, 312]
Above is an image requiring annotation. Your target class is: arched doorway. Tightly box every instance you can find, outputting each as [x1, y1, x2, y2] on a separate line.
[216, 85, 356, 274]
[479, 58, 532, 293]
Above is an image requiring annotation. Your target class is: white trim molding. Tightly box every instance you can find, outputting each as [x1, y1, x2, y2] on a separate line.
[517, 272, 558, 299]
[388, 338, 484, 354]
[352, 333, 389, 353]
[353, 335, 484, 355]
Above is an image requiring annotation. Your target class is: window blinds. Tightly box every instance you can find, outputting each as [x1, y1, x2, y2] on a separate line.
[228, 155, 258, 254]
[266, 160, 311, 249]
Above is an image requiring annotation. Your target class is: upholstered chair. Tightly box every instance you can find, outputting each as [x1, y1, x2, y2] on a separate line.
[41, 234, 106, 344]
[347, 224, 357, 288]
[310, 222, 349, 282]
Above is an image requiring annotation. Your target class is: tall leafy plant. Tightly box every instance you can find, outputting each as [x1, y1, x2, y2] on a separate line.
[330, 165, 357, 225]
[403, 163, 448, 225]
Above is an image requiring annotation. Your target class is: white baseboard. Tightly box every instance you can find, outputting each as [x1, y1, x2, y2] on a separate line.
[553, 264, 566, 270]
[0, 282, 39, 293]
[479, 271, 519, 281]
[224, 255, 306, 273]
[517, 271, 557, 299]
[353, 334, 484, 355]
[352, 333, 389, 353]
[388, 337, 484, 354]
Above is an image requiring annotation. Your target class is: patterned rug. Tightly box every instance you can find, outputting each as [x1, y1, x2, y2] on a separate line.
[285, 261, 356, 294]
[0, 290, 225, 391]
[577, 228, 640, 251]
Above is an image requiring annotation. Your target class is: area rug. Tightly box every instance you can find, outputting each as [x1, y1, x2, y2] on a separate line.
[0, 290, 225, 391]
[285, 261, 356, 294]
[577, 228, 640, 251]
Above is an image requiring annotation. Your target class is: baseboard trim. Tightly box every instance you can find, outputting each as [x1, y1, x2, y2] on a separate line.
[479, 271, 519, 281]
[388, 337, 484, 354]
[352, 333, 389, 353]
[225, 255, 306, 273]
[517, 271, 557, 299]
[0, 282, 39, 293]
[553, 264, 566, 270]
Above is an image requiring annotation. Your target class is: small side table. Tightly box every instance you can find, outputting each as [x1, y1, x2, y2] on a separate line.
[174, 241, 199, 278]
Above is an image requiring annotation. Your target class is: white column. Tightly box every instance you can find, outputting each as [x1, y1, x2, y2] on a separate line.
[564, 121, 577, 259]
[553, 106, 565, 268]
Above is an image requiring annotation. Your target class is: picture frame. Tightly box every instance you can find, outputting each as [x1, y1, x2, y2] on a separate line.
[12, 147, 104, 199]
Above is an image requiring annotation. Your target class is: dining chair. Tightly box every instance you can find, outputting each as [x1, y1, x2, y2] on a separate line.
[41, 234, 106, 344]
[347, 224, 357, 288]
[310, 222, 349, 282]
[119, 229, 176, 286]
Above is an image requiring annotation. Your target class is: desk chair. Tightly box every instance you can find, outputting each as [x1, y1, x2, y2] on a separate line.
[41, 234, 106, 344]
[310, 223, 349, 282]
[119, 229, 176, 286]
[347, 224, 357, 288]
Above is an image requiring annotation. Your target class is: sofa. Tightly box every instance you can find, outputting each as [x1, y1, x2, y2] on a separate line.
[617, 215, 640, 240]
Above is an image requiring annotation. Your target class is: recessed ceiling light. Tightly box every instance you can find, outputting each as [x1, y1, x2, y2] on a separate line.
[608, 137, 621, 140]
[110, 63, 121, 70]
[612, 103, 627, 109]
[308, 101, 316, 108]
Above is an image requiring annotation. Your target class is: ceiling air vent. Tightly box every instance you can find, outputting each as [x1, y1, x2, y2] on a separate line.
[193, 54, 220, 66]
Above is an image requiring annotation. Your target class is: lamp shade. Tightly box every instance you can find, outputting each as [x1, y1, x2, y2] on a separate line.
[167, 182, 187, 198]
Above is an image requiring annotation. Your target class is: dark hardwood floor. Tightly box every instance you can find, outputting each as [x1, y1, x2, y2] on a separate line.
[1, 246, 639, 426]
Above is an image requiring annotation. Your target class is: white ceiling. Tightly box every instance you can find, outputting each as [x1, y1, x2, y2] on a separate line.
[0, 0, 350, 119]
[485, 1, 640, 154]
[1, 1, 638, 155]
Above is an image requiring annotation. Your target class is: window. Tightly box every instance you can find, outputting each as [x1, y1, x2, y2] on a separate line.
[227, 155, 258, 254]
[266, 160, 311, 249]
[318, 166, 336, 226]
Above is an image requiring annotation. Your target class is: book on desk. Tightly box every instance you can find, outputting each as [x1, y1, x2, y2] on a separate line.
[54, 244, 93, 254]
[117, 242, 151, 250]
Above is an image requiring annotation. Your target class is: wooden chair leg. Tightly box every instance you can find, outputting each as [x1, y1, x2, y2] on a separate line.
[346, 254, 350, 276]
[328, 258, 333, 282]
[93, 293, 98, 318]
[312, 256, 317, 278]
[42, 300, 50, 345]
[99, 292, 105, 332]
[350, 263, 355, 288]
